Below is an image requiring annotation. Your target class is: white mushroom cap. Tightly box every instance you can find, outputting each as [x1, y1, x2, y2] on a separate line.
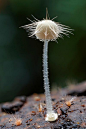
[22, 18, 72, 42]
[35, 20, 59, 40]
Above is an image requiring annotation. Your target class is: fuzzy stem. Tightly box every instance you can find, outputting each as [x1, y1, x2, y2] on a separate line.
[43, 40, 53, 114]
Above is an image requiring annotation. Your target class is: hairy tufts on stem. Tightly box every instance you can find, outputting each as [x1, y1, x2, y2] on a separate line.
[43, 40, 53, 114]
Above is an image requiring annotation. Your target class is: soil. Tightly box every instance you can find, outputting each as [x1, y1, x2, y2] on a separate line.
[0, 81, 86, 129]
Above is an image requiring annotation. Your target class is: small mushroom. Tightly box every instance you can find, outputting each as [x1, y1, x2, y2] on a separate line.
[22, 8, 72, 122]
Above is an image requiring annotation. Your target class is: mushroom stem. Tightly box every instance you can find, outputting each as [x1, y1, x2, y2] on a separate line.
[43, 40, 53, 114]
[43, 40, 58, 121]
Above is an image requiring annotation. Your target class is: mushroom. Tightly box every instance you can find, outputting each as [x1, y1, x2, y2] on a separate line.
[21, 9, 72, 121]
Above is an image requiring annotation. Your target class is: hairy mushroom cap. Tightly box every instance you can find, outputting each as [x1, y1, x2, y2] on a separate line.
[22, 17, 72, 42]
[35, 20, 59, 40]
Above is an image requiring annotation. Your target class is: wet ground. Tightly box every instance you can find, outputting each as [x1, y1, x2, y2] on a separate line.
[0, 81, 86, 129]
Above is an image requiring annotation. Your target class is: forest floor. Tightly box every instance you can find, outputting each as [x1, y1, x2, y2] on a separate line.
[0, 81, 86, 129]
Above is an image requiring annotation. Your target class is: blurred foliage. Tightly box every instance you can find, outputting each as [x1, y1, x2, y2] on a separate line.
[0, 0, 86, 102]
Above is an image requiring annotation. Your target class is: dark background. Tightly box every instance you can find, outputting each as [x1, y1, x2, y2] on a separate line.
[0, 0, 86, 102]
